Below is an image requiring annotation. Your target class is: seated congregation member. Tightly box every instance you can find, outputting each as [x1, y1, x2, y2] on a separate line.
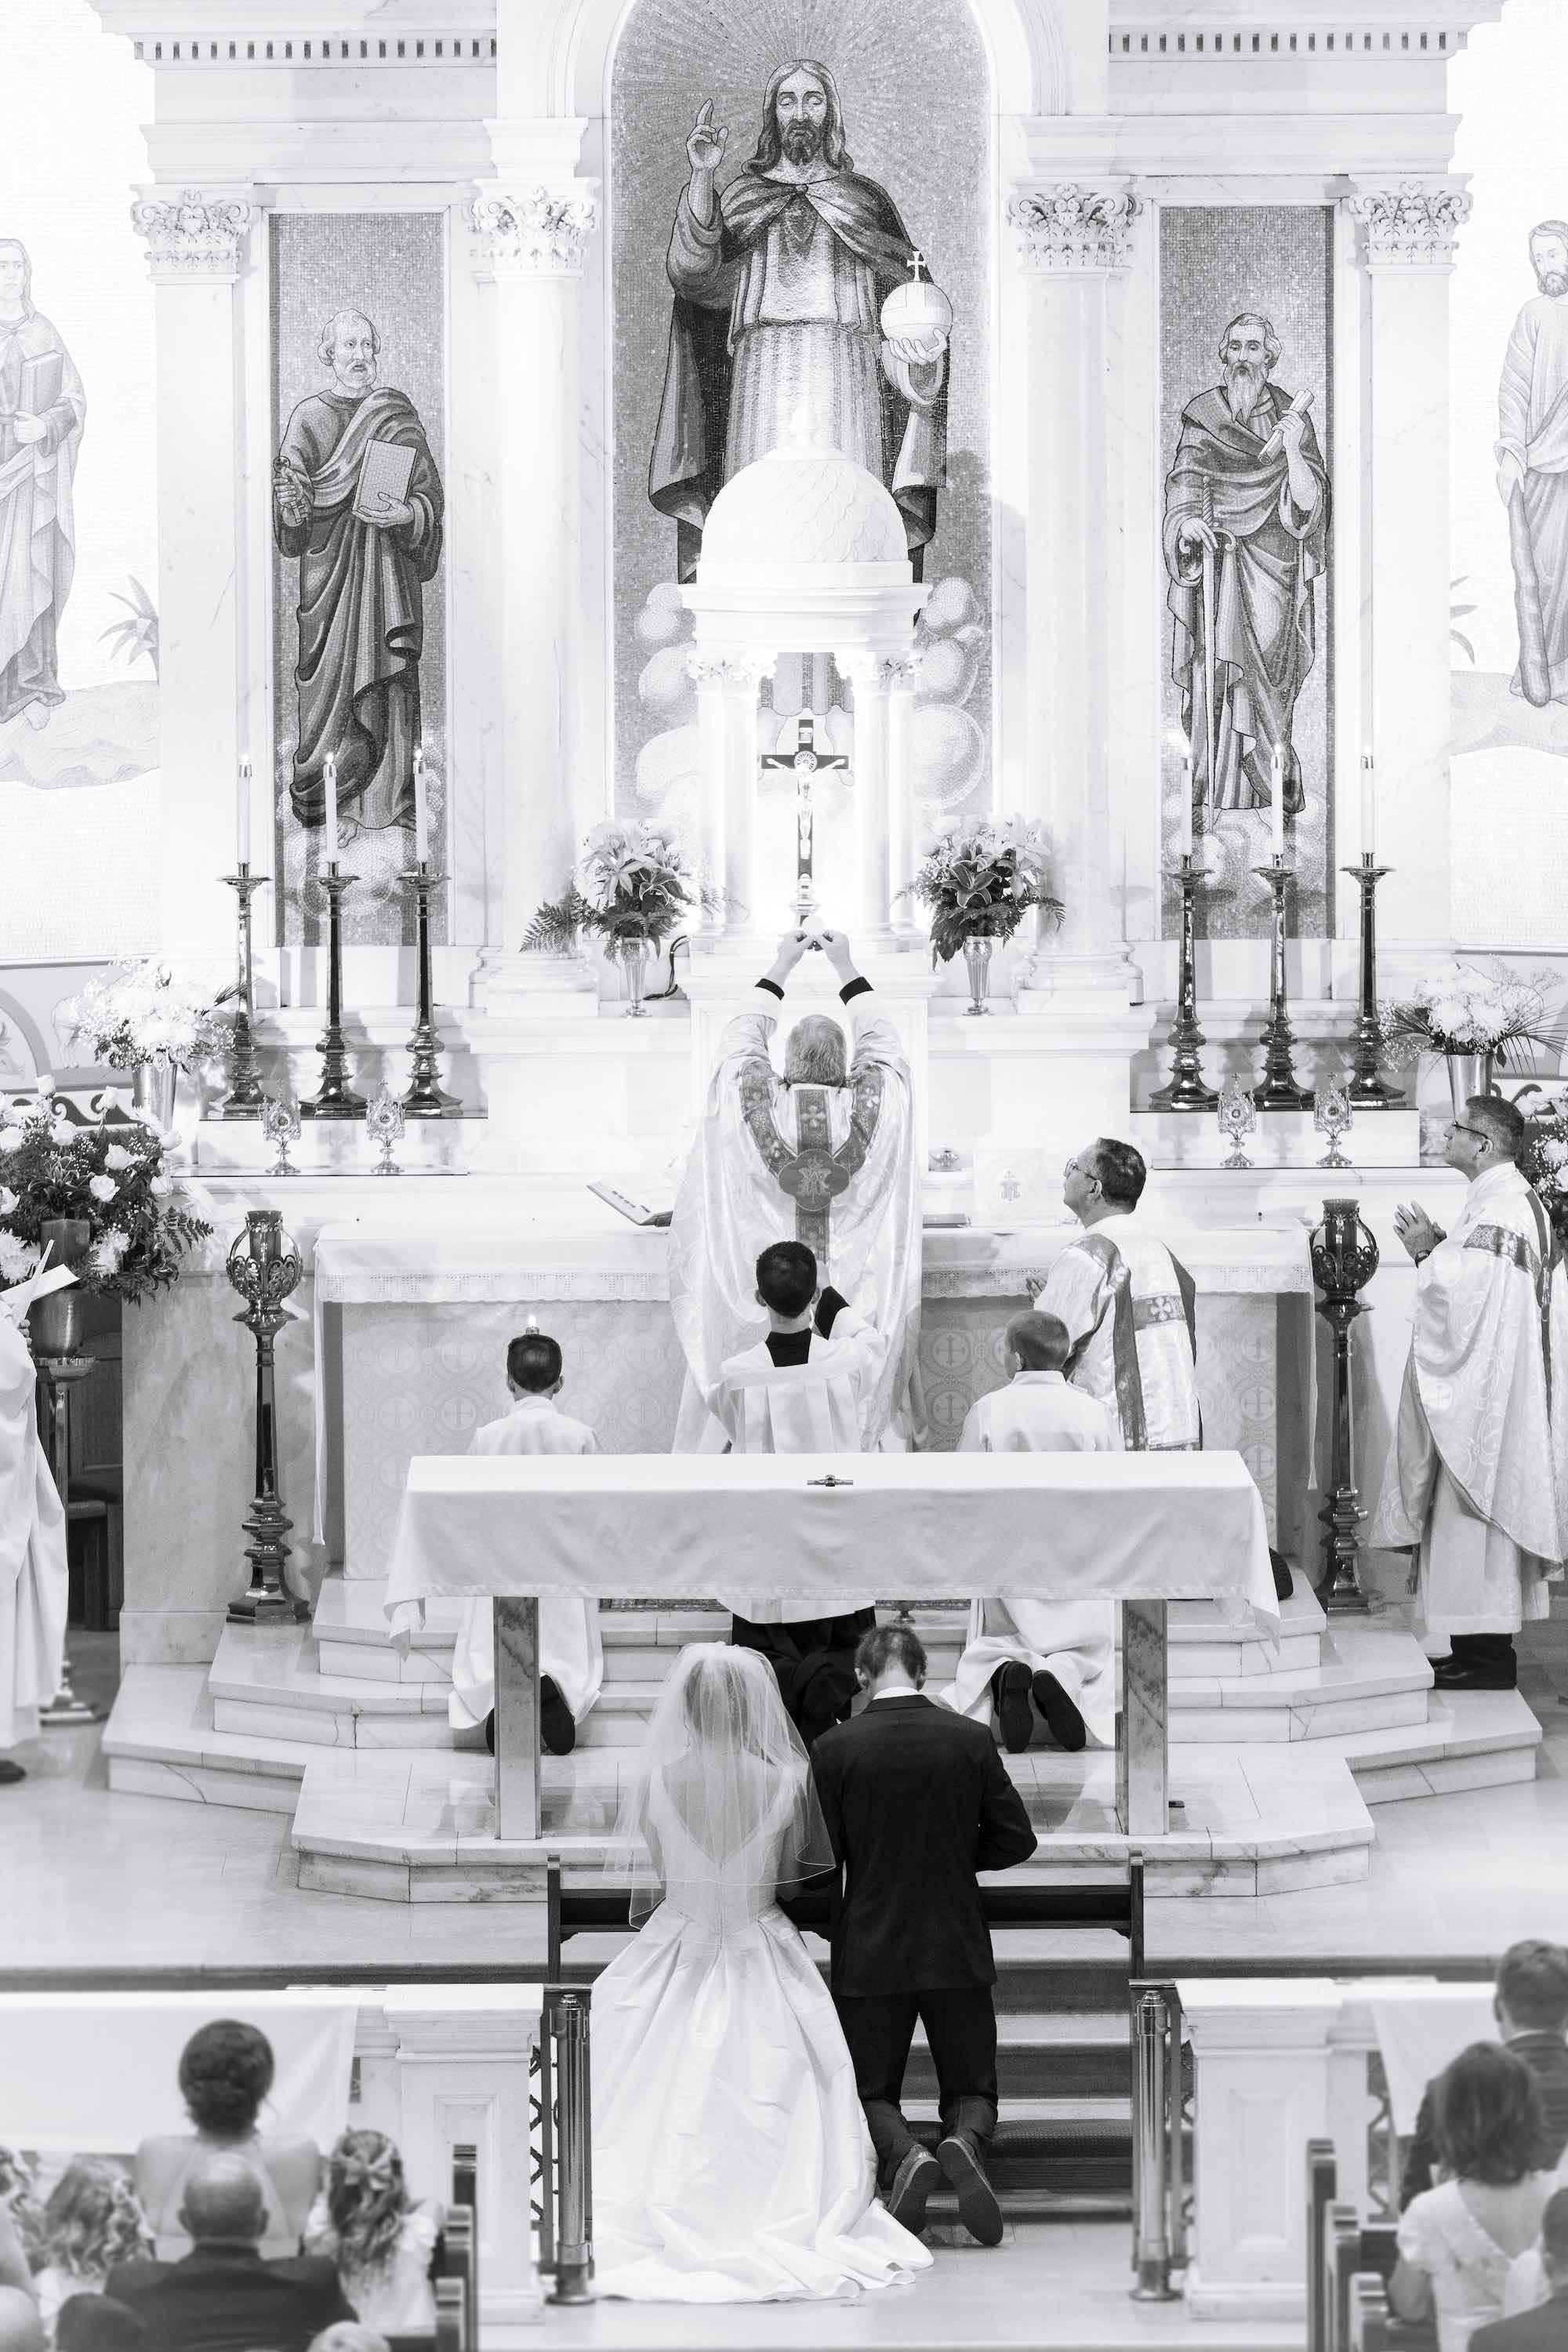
[1483, 2188, 1568, 2349]
[1392, 2044, 1559, 2352]
[135, 2017, 320, 2261]
[590, 1643, 931, 2303]
[0, 2201, 42, 2352]
[446, 1330, 604, 1760]
[713, 1241, 884, 1746]
[942, 1311, 1116, 1755]
[30, 2162, 151, 2344]
[303, 2129, 441, 2336]
[53, 2302, 146, 2352]
[104, 2154, 354, 2352]
[812, 1625, 1039, 2248]
[1404, 1943, 1568, 2209]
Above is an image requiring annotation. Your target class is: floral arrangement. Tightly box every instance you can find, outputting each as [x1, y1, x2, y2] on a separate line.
[903, 815, 1063, 967]
[0, 1100, 211, 1303]
[1379, 963, 1562, 1072]
[55, 960, 230, 1073]
[1515, 1083, 1568, 1243]
[522, 820, 722, 953]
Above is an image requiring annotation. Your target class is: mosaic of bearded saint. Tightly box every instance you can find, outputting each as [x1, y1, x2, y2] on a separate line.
[1499, 218, 1568, 709]
[1163, 309, 1330, 826]
[650, 58, 950, 582]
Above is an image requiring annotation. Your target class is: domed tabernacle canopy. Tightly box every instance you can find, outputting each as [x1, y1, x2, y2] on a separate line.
[698, 408, 909, 574]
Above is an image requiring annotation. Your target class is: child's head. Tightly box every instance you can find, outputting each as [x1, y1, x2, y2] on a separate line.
[755, 1241, 818, 1321]
[507, 1331, 563, 1396]
[1004, 1310, 1070, 1376]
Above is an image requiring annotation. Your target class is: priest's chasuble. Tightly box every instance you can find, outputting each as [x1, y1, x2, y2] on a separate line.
[941, 1370, 1119, 1747]
[446, 1394, 604, 1730]
[0, 1312, 67, 1748]
[1037, 1214, 1200, 1451]
[1370, 1162, 1568, 1640]
[669, 983, 920, 1452]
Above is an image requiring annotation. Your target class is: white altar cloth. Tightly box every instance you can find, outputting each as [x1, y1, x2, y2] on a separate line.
[383, 1448, 1279, 1639]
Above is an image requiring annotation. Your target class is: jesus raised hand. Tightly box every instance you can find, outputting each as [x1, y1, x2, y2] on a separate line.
[686, 100, 727, 225]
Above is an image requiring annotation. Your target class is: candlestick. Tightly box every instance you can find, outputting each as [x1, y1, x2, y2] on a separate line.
[413, 742, 429, 869]
[1360, 749, 1375, 862]
[323, 751, 339, 869]
[1150, 853, 1218, 1111]
[1179, 748, 1194, 859]
[1311, 1199, 1380, 1613]
[1342, 853, 1404, 1107]
[213, 865, 270, 1120]
[397, 863, 462, 1118]
[226, 1210, 310, 1624]
[236, 755, 251, 870]
[299, 867, 366, 1120]
[1269, 744, 1286, 862]
[1252, 855, 1314, 1110]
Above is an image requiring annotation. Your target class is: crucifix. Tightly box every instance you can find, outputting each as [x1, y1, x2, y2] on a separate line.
[759, 713, 850, 926]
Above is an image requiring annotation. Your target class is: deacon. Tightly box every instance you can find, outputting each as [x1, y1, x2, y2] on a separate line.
[0, 1294, 67, 1784]
[711, 1240, 884, 1744]
[445, 1330, 604, 1759]
[941, 1312, 1116, 1755]
[1370, 1097, 1568, 1690]
[669, 926, 920, 1453]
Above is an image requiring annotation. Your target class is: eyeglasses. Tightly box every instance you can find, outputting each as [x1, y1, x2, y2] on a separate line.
[1450, 1124, 1490, 1147]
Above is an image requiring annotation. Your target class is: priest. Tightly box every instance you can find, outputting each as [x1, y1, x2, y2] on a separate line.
[0, 1294, 67, 1784]
[1370, 1095, 1568, 1690]
[669, 927, 920, 1453]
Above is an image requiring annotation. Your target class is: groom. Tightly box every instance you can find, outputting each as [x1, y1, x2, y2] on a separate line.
[808, 1623, 1038, 2244]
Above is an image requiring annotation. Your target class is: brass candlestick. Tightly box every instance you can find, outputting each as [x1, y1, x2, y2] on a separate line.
[1150, 854, 1218, 1111]
[226, 1210, 308, 1624]
[214, 866, 270, 1120]
[1252, 856, 1314, 1110]
[397, 864, 461, 1118]
[1310, 1198, 1379, 1613]
[300, 866, 365, 1120]
[1343, 855, 1404, 1108]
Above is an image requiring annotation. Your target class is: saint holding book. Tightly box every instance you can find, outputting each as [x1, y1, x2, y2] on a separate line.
[0, 238, 85, 731]
[273, 308, 444, 836]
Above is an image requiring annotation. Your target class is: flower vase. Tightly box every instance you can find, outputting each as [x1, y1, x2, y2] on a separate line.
[1444, 1051, 1496, 1121]
[616, 937, 654, 1018]
[132, 1054, 178, 1131]
[961, 934, 994, 1018]
[31, 1217, 91, 1356]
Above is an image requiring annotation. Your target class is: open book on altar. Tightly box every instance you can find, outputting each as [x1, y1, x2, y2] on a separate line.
[589, 1179, 673, 1228]
[353, 436, 416, 523]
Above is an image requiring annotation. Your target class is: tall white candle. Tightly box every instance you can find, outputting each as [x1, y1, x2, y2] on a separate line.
[413, 741, 429, 868]
[1179, 745, 1194, 858]
[1270, 744, 1286, 862]
[1360, 747, 1376, 862]
[324, 751, 339, 869]
[236, 756, 251, 869]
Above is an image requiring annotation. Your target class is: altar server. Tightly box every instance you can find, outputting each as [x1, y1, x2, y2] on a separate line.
[446, 1330, 604, 1757]
[711, 1240, 884, 1744]
[1370, 1095, 1568, 1690]
[0, 1294, 67, 1784]
[942, 1312, 1116, 1755]
[669, 927, 921, 1453]
[1035, 1138, 1200, 1453]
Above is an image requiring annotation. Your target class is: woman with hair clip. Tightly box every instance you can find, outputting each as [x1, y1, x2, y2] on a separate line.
[304, 2132, 440, 2336]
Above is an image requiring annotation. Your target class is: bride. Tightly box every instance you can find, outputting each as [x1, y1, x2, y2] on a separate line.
[590, 1642, 932, 2303]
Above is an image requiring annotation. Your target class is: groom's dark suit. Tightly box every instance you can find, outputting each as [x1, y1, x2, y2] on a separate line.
[809, 1691, 1038, 2184]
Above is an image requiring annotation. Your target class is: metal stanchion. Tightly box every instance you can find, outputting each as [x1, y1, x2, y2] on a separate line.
[1165, 1985, 1187, 2276]
[1131, 1988, 1178, 2301]
[546, 1988, 594, 2306]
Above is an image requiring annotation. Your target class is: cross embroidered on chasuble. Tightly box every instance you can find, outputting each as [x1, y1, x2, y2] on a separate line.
[738, 1057, 885, 1265]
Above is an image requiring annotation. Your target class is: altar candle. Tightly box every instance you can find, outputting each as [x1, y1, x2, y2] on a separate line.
[413, 741, 429, 869]
[324, 751, 339, 869]
[1360, 747, 1376, 862]
[1270, 745, 1286, 862]
[1179, 745, 1194, 858]
[236, 756, 251, 869]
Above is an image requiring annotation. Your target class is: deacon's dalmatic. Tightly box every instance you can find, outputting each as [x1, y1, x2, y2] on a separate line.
[1036, 1150, 1200, 1454]
[0, 1308, 67, 1754]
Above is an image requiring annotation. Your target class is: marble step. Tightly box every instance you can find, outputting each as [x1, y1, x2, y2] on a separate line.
[1310, 1687, 1541, 1802]
[1167, 1626, 1436, 1745]
[104, 1664, 309, 1813]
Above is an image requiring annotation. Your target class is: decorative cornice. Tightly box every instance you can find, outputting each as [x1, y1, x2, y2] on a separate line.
[1345, 178, 1472, 268]
[687, 652, 775, 693]
[1007, 183, 1142, 274]
[129, 187, 256, 279]
[470, 183, 600, 278]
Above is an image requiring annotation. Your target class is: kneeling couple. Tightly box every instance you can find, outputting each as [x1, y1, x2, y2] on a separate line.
[588, 1623, 1040, 2303]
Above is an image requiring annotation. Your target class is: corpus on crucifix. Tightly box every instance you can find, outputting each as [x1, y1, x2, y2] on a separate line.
[760, 713, 850, 927]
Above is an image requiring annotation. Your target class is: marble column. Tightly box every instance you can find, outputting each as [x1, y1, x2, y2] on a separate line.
[1344, 179, 1471, 971]
[840, 652, 901, 949]
[886, 654, 919, 947]
[1006, 183, 1142, 996]
[688, 653, 730, 944]
[470, 180, 601, 1007]
[130, 188, 256, 965]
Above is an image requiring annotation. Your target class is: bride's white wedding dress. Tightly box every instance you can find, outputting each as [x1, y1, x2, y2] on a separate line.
[590, 1657, 931, 2303]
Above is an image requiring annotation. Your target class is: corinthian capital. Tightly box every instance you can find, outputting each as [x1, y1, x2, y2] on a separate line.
[1008, 183, 1142, 274]
[130, 188, 256, 280]
[471, 185, 601, 278]
[1345, 180, 1472, 269]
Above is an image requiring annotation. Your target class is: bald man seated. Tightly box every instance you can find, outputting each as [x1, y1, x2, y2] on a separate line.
[104, 2152, 354, 2352]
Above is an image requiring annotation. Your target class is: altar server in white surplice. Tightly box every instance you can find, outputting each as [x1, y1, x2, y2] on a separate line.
[0, 1298, 67, 1781]
[1370, 1094, 1568, 1693]
[669, 927, 920, 1454]
[446, 1330, 604, 1759]
[942, 1312, 1117, 1755]
[1035, 1138, 1200, 1454]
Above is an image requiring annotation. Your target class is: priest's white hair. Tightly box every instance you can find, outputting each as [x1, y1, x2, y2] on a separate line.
[783, 1014, 848, 1087]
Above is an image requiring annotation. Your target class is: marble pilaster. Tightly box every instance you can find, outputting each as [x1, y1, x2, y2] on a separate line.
[494, 1595, 541, 1840]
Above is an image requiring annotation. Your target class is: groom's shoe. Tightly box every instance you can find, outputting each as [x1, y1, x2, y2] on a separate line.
[991, 1662, 1034, 1754]
[937, 2133, 1004, 2247]
[1031, 1670, 1087, 1754]
[884, 2146, 940, 2234]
